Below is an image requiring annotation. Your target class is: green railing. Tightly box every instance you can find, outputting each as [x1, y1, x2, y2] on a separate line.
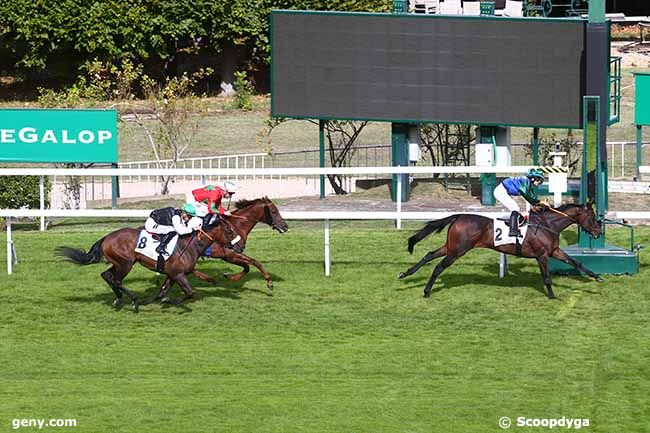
[608, 56, 622, 125]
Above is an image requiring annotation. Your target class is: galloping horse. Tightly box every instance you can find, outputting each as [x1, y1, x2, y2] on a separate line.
[399, 202, 604, 299]
[56, 218, 242, 310]
[192, 197, 289, 290]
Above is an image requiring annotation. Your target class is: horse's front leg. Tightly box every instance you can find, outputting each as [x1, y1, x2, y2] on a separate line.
[167, 274, 194, 305]
[192, 269, 217, 285]
[535, 254, 555, 299]
[551, 248, 604, 283]
[222, 250, 273, 291]
[139, 277, 173, 306]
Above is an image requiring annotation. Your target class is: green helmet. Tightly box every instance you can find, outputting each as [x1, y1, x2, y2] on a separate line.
[181, 203, 197, 217]
[527, 168, 544, 181]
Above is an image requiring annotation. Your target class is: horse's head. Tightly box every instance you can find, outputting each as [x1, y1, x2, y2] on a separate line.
[204, 216, 244, 253]
[574, 199, 602, 239]
[261, 196, 289, 233]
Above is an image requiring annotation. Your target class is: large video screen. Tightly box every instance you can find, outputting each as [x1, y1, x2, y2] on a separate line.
[271, 11, 586, 128]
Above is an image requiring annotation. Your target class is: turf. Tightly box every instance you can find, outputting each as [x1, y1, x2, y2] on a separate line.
[0, 224, 649, 433]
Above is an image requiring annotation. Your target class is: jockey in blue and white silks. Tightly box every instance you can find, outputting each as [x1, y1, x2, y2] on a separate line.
[493, 168, 544, 237]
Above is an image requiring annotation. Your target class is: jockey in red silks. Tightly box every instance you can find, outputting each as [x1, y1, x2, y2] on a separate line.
[191, 181, 237, 220]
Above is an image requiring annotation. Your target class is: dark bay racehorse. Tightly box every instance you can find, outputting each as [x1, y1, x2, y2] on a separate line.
[399, 202, 604, 299]
[56, 218, 242, 310]
[192, 197, 289, 290]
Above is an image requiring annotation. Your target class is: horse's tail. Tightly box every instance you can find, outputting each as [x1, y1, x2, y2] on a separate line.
[407, 215, 460, 254]
[55, 237, 106, 265]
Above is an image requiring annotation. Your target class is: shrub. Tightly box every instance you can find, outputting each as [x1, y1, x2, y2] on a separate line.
[0, 176, 51, 209]
[233, 70, 254, 110]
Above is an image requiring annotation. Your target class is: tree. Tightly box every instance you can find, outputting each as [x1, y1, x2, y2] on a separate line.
[0, 0, 393, 93]
[260, 118, 368, 195]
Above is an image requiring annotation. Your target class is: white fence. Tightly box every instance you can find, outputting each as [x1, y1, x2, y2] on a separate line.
[2, 165, 650, 276]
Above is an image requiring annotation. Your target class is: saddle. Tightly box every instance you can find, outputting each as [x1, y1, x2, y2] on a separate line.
[496, 213, 527, 229]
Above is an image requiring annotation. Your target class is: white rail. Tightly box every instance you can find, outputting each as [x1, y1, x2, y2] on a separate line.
[2, 165, 647, 276]
[0, 165, 539, 177]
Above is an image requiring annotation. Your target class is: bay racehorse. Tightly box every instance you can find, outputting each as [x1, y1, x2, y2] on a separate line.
[192, 197, 288, 290]
[56, 218, 242, 310]
[399, 201, 604, 299]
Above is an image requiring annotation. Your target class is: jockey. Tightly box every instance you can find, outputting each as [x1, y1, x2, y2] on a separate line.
[145, 203, 203, 256]
[191, 181, 237, 221]
[493, 168, 544, 238]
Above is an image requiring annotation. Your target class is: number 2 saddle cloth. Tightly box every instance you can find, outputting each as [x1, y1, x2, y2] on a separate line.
[492, 217, 529, 247]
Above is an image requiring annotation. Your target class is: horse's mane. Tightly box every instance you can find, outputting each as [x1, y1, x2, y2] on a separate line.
[234, 198, 263, 209]
[554, 203, 582, 212]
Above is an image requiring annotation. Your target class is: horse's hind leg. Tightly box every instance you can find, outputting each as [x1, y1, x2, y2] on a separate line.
[168, 274, 194, 305]
[101, 266, 123, 308]
[423, 254, 461, 297]
[399, 245, 447, 279]
[110, 262, 138, 310]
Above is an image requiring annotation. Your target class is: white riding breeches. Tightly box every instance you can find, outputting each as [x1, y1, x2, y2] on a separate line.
[493, 184, 521, 213]
[144, 217, 175, 234]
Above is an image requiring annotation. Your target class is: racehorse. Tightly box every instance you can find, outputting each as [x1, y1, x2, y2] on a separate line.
[398, 201, 604, 299]
[192, 197, 289, 290]
[55, 218, 242, 310]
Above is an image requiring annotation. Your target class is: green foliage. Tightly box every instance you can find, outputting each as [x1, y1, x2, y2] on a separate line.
[0, 176, 50, 209]
[37, 59, 143, 107]
[233, 70, 254, 110]
[0, 0, 392, 83]
[528, 130, 581, 176]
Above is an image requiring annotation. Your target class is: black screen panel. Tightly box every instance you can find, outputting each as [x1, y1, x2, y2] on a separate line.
[271, 11, 586, 128]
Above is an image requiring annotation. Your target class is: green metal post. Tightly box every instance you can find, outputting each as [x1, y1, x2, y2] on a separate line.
[579, 96, 605, 248]
[588, 0, 605, 23]
[111, 162, 119, 209]
[637, 125, 643, 181]
[532, 127, 540, 166]
[391, 123, 410, 202]
[319, 120, 325, 199]
[479, 126, 497, 206]
[390, 0, 410, 203]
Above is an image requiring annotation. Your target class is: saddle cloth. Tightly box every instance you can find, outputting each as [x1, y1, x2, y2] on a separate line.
[493, 218, 529, 247]
[134, 230, 180, 261]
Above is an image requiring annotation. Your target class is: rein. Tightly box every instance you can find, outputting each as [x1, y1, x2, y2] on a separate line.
[545, 205, 576, 223]
[197, 228, 215, 243]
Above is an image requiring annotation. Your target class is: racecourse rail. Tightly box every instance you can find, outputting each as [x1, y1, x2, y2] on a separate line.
[2, 165, 650, 275]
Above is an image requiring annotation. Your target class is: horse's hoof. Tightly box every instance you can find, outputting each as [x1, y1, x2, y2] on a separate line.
[132, 302, 139, 313]
[596, 276, 604, 283]
[267, 282, 273, 291]
[161, 297, 170, 304]
[423, 291, 431, 298]
[398, 272, 406, 279]
[113, 298, 123, 308]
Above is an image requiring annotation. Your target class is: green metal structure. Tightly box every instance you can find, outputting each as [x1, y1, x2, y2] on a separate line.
[633, 72, 650, 181]
[549, 0, 639, 275]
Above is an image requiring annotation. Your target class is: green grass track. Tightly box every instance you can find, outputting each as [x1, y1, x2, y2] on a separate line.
[0, 224, 649, 433]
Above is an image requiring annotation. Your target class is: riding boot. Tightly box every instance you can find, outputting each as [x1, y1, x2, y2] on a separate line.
[156, 254, 165, 273]
[155, 232, 175, 255]
[509, 211, 521, 238]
